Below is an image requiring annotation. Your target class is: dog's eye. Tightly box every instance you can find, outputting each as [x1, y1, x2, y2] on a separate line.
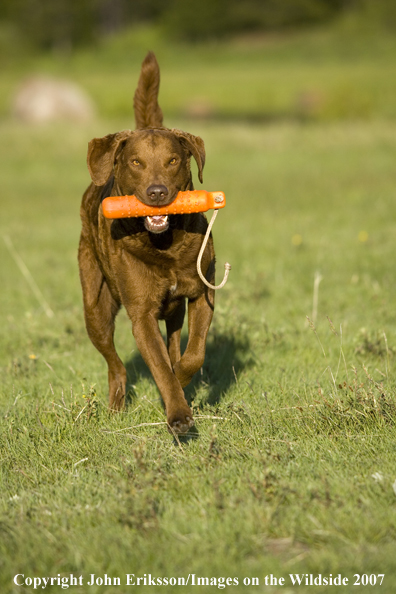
[131, 159, 140, 166]
[169, 158, 177, 165]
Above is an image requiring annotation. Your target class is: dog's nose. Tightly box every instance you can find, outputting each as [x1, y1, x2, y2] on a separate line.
[146, 185, 169, 202]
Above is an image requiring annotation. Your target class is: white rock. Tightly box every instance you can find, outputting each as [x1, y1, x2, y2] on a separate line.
[13, 76, 95, 123]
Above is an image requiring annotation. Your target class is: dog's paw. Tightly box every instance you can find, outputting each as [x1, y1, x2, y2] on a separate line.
[167, 406, 194, 435]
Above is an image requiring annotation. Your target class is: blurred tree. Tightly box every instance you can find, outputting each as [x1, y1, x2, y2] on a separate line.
[98, 0, 164, 35]
[161, 0, 346, 41]
[355, 0, 396, 32]
[7, 0, 100, 51]
[1, 0, 170, 52]
[162, 0, 232, 41]
[0, 0, 395, 52]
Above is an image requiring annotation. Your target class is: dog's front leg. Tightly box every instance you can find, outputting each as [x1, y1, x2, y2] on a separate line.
[165, 300, 186, 368]
[130, 309, 194, 434]
[173, 288, 214, 388]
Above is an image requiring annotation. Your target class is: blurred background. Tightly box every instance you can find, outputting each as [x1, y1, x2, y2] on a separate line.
[2, 2, 396, 582]
[2, 0, 396, 576]
[1, 0, 396, 122]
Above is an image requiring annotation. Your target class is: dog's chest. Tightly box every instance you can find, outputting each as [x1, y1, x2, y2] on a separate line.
[156, 264, 203, 317]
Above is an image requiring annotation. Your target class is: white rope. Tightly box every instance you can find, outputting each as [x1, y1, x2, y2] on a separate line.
[197, 209, 231, 290]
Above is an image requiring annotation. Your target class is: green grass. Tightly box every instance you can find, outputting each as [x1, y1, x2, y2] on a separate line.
[1, 27, 396, 594]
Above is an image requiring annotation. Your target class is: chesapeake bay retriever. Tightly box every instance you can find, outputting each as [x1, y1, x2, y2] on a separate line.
[78, 52, 215, 434]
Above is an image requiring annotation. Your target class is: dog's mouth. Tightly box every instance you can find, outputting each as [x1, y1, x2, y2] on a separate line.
[144, 215, 169, 234]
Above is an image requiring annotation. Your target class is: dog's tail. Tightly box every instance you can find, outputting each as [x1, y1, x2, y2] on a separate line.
[133, 52, 164, 129]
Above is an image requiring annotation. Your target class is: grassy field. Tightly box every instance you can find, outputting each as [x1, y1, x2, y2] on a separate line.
[1, 26, 396, 594]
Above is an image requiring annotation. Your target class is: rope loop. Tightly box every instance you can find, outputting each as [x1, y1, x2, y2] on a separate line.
[197, 209, 231, 290]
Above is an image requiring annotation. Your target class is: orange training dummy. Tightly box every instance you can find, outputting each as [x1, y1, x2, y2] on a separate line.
[102, 190, 225, 219]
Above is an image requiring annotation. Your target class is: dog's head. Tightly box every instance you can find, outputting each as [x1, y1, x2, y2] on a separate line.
[87, 128, 205, 234]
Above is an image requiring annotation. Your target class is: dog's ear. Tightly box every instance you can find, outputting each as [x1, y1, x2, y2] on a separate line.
[172, 130, 206, 184]
[87, 130, 132, 186]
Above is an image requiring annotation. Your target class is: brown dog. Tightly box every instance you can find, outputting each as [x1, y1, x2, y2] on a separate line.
[78, 52, 215, 433]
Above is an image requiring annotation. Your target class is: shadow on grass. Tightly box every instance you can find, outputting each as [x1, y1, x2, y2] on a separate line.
[124, 329, 253, 409]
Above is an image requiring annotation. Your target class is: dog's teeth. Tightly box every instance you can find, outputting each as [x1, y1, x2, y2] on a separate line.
[147, 215, 168, 223]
